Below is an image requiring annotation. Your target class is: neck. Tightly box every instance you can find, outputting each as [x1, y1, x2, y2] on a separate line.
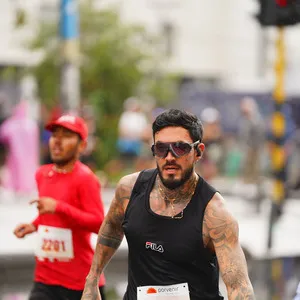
[53, 160, 77, 173]
[158, 173, 198, 204]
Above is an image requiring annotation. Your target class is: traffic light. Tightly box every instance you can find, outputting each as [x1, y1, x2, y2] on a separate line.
[255, 0, 300, 26]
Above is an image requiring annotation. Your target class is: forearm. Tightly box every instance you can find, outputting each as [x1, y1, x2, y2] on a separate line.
[222, 256, 256, 300]
[221, 249, 256, 300]
[227, 282, 255, 300]
[31, 216, 40, 229]
[82, 274, 101, 300]
[82, 233, 122, 299]
[221, 250, 255, 299]
[204, 194, 256, 299]
[56, 201, 104, 233]
[82, 174, 134, 299]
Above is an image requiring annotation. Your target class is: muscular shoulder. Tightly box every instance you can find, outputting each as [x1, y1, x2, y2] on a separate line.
[115, 172, 141, 210]
[203, 193, 239, 248]
[116, 172, 140, 196]
[204, 192, 235, 220]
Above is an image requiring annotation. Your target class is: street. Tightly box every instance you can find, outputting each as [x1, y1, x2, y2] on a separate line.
[1, 185, 300, 299]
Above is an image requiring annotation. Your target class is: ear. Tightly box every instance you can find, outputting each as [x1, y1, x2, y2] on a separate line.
[196, 143, 205, 158]
[79, 139, 87, 154]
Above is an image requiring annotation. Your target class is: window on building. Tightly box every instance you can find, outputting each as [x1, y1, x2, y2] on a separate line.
[161, 22, 175, 58]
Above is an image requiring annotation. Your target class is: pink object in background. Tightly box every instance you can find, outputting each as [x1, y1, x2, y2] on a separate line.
[0, 100, 39, 195]
[2, 293, 28, 300]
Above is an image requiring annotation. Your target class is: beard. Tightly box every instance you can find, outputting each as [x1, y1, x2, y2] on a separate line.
[157, 163, 194, 189]
[51, 147, 79, 167]
[52, 156, 76, 166]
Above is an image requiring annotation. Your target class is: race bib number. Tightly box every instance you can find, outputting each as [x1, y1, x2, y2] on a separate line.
[34, 225, 74, 260]
[137, 283, 190, 300]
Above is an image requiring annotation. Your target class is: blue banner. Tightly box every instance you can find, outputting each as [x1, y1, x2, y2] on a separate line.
[60, 0, 79, 40]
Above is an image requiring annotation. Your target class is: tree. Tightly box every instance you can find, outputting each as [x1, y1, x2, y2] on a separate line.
[27, 3, 177, 169]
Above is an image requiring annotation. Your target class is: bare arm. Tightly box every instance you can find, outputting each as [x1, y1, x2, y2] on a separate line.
[81, 173, 139, 300]
[203, 193, 255, 300]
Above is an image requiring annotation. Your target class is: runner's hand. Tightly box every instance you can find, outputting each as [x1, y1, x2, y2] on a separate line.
[13, 223, 36, 238]
[30, 197, 57, 214]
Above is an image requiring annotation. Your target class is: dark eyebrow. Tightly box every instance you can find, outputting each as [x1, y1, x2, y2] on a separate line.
[155, 141, 188, 144]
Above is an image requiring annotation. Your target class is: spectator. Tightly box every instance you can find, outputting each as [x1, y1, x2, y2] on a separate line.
[239, 97, 265, 182]
[0, 100, 39, 197]
[238, 97, 266, 212]
[80, 104, 98, 172]
[117, 97, 148, 170]
[198, 107, 224, 181]
[39, 105, 62, 165]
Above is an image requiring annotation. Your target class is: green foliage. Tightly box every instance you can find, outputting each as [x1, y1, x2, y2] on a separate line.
[0, 67, 19, 81]
[26, 3, 177, 169]
[15, 8, 27, 28]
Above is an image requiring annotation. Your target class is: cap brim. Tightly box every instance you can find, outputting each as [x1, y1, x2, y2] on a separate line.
[45, 122, 83, 139]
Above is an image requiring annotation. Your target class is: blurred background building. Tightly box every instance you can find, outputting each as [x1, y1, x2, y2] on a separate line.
[1, 0, 300, 104]
[1, 0, 300, 95]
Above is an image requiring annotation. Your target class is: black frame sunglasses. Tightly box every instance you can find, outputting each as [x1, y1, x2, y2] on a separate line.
[151, 140, 200, 158]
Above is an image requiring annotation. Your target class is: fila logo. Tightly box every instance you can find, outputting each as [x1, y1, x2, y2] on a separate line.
[145, 242, 164, 253]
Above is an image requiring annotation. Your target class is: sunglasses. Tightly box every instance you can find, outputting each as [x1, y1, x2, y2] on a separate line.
[151, 141, 200, 158]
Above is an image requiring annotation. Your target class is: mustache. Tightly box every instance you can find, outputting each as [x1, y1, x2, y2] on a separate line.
[51, 146, 63, 151]
[163, 162, 181, 168]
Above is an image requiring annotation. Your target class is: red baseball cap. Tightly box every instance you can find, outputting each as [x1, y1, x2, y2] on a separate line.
[45, 115, 88, 141]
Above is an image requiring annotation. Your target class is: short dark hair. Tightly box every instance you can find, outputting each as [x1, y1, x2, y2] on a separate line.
[152, 109, 203, 142]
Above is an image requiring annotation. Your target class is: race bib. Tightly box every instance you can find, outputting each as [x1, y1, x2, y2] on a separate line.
[137, 283, 190, 300]
[34, 225, 74, 261]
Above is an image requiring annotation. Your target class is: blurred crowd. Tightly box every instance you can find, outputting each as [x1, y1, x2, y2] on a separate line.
[0, 95, 300, 204]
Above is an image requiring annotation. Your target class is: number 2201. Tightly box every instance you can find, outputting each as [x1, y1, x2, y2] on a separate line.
[42, 239, 66, 252]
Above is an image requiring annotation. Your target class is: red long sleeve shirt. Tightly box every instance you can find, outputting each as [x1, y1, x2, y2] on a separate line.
[32, 161, 105, 290]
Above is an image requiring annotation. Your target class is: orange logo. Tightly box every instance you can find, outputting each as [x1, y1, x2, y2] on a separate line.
[147, 287, 157, 294]
[44, 228, 49, 233]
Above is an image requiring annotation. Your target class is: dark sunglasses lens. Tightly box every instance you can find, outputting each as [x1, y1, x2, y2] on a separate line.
[171, 142, 191, 156]
[154, 143, 169, 157]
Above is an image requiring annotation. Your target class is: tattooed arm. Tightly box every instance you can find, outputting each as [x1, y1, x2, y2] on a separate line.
[81, 172, 139, 300]
[203, 193, 255, 300]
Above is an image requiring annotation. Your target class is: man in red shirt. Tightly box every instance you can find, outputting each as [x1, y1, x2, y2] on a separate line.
[13, 115, 106, 300]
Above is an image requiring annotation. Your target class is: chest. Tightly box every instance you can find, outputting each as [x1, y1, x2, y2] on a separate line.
[123, 196, 205, 262]
[148, 190, 189, 219]
[38, 175, 80, 208]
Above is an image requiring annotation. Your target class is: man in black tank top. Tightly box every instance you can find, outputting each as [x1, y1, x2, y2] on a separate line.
[82, 109, 256, 300]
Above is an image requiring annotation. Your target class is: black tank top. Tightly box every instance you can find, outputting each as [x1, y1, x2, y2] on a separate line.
[122, 169, 224, 300]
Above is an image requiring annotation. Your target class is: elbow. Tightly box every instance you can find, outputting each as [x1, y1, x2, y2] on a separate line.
[87, 211, 104, 234]
[92, 219, 103, 234]
[92, 226, 101, 234]
[97, 212, 105, 231]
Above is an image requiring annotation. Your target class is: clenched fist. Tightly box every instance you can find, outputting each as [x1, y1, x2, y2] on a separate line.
[14, 223, 36, 238]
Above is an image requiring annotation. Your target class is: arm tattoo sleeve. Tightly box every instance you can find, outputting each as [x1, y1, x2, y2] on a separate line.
[204, 196, 256, 300]
[81, 174, 137, 299]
